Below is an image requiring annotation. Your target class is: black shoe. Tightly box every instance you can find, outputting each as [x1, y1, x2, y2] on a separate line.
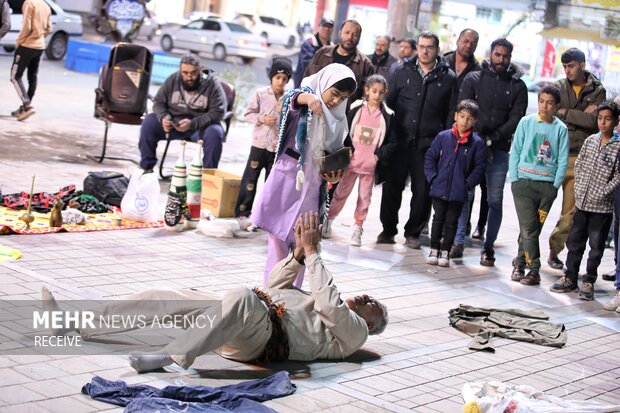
[405, 236, 421, 249]
[547, 255, 564, 270]
[602, 271, 616, 282]
[376, 232, 395, 244]
[471, 226, 485, 240]
[520, 269, 541, 285]
[511, 266, 525, 282]
[550, 276, 578, 293]
[480, 249, 495, 266]
[449, 243, 464, 259]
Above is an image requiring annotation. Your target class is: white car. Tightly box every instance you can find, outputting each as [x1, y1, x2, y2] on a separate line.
[1, 0, 83, 60]
[160, 18, 266, 64]
[234, 13, 298, 48]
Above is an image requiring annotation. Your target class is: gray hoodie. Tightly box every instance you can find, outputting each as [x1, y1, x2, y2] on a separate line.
[153, 68, 226, 131]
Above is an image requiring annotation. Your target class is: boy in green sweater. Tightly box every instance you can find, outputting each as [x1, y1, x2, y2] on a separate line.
[509, 85, 569, 286]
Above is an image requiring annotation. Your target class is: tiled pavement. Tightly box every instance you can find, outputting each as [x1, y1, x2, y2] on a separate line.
[1, 56, 620, 412]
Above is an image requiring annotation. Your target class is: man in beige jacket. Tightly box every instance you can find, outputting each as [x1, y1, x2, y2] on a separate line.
[41, 212, 389, 373]
[10, 0, 51, 121]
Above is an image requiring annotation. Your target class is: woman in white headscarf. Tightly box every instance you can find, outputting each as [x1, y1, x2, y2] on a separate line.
[252, 63, 357, 287]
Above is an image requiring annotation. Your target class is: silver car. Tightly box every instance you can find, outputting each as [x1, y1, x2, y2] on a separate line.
[160, 18, 266, 64]
[1, 0, 83, 61]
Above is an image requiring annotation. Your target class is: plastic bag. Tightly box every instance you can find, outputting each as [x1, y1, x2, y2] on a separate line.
[120, 171, 160, 222]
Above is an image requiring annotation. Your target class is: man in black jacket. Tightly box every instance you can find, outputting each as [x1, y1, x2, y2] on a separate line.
[458, 38, 528, 268]
[367, 35, 396, 80]
[377, 30, 457, 248]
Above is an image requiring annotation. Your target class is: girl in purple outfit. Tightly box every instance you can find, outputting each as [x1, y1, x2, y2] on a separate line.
[252, 64, 357, 287]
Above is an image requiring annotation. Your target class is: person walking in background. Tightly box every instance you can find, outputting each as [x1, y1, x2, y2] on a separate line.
[10, 0, 51, 121]
[550, 101, 620, 300]
[424, 99, 486, 267]
[293, 17, 334, 88]
[458, 38, 528, 266]
[546, 48, 607, 271]
[367, 35, 396, 80]
[323, 74, 396, 246]
[251, 64, 356, 288]
[0, 0, 11, 41]
[378, 30, 457, 248]
[508, 85, 568, 286]
[235, 58, 293, 223]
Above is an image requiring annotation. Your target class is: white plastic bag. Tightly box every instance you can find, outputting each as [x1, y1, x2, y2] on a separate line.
[120, 170, 160, 222]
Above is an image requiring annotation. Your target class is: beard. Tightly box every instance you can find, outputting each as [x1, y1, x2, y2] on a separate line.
[182, 77, 200, 91]
[492, 62, 507, 73]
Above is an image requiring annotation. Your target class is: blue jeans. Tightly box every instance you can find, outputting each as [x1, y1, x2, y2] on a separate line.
[454, 189, 475, 245]
[483, 150, 509, 251]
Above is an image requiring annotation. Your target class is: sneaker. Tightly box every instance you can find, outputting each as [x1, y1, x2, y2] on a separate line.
[480, 249, 495, 266]
[322, 218, 332, 239]
[449, 244, 464, 259]
[15, 105, 35, 121]
[438, 251, 450, 267]
[578, 282, 594, 301]
[547, 255, 564, 270]
[376, 232, 395, 244]
[11, 105, 24, 117]
[550, 276, 578, 293]
[520, 269, 541, 286]
[603, 291, 620, 311]
[350, 225, 362, 247]
[602, 271, 616, 282]
[511, 265, 525, 282]
[471, 226, 485, 240]
[425, 249, 439, 265]
[405, 236, 421, 249]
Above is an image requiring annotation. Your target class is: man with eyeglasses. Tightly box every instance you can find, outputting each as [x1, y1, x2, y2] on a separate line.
[458, 38, 528, 270]
[377, 30, 457, 248]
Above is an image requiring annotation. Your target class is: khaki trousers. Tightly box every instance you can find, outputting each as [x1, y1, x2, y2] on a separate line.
[549, 156, 577, 255]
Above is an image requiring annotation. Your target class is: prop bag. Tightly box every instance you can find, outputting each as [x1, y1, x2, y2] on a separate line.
[120, 170, 160, 222]
[83, 171, 129, 207]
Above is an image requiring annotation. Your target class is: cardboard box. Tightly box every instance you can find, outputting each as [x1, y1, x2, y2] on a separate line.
[201, 169, 241, 218]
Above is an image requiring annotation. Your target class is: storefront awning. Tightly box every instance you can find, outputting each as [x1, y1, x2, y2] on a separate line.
[539, 26, 619, 46]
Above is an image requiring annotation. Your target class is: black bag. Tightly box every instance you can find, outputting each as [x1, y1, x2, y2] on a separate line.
[83, 171, 129, 207]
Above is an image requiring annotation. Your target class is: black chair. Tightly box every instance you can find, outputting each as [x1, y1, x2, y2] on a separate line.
[158, 77, 236, 180]
[91, 43, 153, 163]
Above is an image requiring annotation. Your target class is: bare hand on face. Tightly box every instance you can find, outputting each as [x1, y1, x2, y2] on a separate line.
[299, 212, 321, 256]
[174, 119, 192, 132]
[322, 169, 344, 183]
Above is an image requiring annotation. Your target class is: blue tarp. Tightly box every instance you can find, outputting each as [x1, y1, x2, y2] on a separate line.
[82, 371, 296, 412]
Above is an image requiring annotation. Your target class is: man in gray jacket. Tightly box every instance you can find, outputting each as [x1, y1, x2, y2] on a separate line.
[138, 54, 226, 171]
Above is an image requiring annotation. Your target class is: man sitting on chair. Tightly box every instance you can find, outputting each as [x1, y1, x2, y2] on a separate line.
[139, 54, 226, 172]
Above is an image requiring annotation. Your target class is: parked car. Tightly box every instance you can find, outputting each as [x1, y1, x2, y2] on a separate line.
[1, 0, 83, 60]
[160, 18, 266, 64]
[233, 13, 298, 48]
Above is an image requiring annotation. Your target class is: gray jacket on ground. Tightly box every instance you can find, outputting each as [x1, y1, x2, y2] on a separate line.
[153, 68, 226, 131]
[449, 304, 567, 352]
[0, 0, 11, 40]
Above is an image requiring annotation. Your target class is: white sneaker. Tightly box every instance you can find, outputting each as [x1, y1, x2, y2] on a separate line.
[603, 291, 620, 311]
[426, 249, 439, 265]
[322, 218, 332, 239]
[438, 251, 450, 267]
[350, 225, 363, 246]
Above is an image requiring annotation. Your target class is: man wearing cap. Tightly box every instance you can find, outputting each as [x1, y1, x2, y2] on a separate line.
[293, 17, 334, 88]
[304, 19, 375, 104]
[546, 47, 606, 270]
[138, 54, 227, 172]
[367, 35, 396, 80]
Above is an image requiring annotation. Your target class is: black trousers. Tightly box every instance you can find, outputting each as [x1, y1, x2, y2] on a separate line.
[430, 198, 464, 251]
[380, 140, 432, 238]
[10, 46, 43, 106]
[565, 208, 613, 284]
[235, 146, 275, 217]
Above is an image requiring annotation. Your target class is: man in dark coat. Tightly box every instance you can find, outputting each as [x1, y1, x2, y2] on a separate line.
[293, 17, 334, 88]
[367, 35, 396, 80]
[377, 30, 457, 248]
[458, 38, 528, 267]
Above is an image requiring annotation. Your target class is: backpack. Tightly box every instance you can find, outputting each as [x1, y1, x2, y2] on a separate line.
[83, 171, 129, 207]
